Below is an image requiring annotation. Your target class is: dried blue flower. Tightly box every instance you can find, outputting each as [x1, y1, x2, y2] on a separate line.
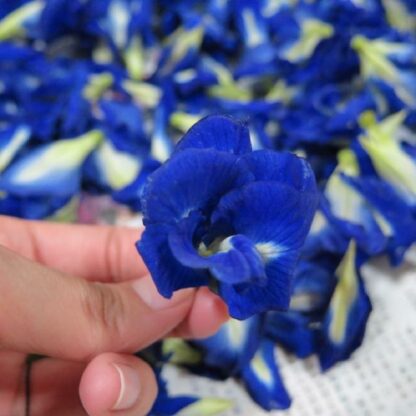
[137, 115, 318, 319]
[318, 241, 372, 371]
[241, 339, 291, 411]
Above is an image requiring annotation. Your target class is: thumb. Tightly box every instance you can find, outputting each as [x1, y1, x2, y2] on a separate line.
[0, 245, 194, 360]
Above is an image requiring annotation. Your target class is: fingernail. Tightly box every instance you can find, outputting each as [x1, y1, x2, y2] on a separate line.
[112, 363, 141, 411]
[132, 277, 193, 310]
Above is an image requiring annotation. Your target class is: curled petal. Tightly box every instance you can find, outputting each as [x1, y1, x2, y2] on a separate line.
[174, 114, 252, 155]
[239, 149, 316, 193]
[168, 212, 266, 286]
[142, 148, 252, 226]
[137, 222, 209, 298]
[241, 340, 291, 411]
[319, 241, 372, 370]
[0, 130, 102, 197]
[192, 315, 263, 377]
[213, 181, 318, 318]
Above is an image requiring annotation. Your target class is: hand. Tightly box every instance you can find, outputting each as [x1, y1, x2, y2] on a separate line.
[0, 216, 228, 416]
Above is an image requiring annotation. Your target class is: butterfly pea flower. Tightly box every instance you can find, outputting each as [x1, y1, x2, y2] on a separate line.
[150, 369, 234, 416]
[112, 158, 161, 212]
[264, 253, 340, 358]
[191, 315, 264, 378]
[137, 115, 318, 319]
[382, 0, 416, 33]
[241, 339, 291, 411]
[150, 80, 176, 163]
[0, 124, 30, 172]
[343, 174, 416, 265]
[265, 311, 319, 359]
[0, 0, 43, 41]
[351, 35, 416, 106]
[282, 18, 334, 64]
[319, 241, 372, 371]
[359, 111, 416, 203]
[322, 148, 387, 255]
[0, 193, 74, 220]
[0, 129, 102, 197]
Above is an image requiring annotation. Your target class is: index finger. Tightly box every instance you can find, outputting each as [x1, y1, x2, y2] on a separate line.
[0, 215, 146, 282]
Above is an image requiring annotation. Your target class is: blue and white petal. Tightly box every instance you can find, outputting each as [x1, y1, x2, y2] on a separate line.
[213, 181, 318, 319]
[168, 212, 266, 286]
[241, 340, 291, 411]
[323, 149, 387, 255]
[358, 112, 416, 203]
[141, 149, 252, 226]
[192, 315, 263, 377]
[0, 124, 30, 172]
[344, 175, 416, 265]
[239, 149, 316, 193]
[137, 222, 210, 298]
[174, 115, 252, 156]
[319, 241, 372, 371]
[0, 130, 102, 197]
[112, 159, 161, 212]
[0, 0, 43, 41]
[265, 311, 319, 359]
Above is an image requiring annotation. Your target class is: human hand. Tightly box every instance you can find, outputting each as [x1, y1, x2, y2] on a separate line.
[0, 216, 228, 416]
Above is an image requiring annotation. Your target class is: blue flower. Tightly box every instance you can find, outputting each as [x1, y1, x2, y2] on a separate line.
[137, 115, 318, 319]
[0, 130, 102, 197]
[149, 369, 234, 416]
[318, 241, 372, 371]
[241, 339, 291, 411]
[191, 315, 263, 378]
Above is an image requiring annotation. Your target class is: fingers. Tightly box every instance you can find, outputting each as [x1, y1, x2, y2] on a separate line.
[171, 287, 229, 339]
[0, 215, 146, 282]
[80, 353, 157, 416]
[0, 246, 195, 359]
[29, 358, 86, 416]
[0, 351, 27, 416]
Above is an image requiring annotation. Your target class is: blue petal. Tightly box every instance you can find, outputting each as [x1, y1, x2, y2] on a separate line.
[150, 370, 197, 416]
[0, 130, 102, 197]
[241, 339, 291, 411]
[174, 114, 252, 155]
[168, 212, 266, 286]
[318, 242, 372, 371]
[290, 260, 337, 313]
[0, 124, 31, 172]
[112, 159, 161, 212]
[142, 148, 252, 226]
[0, 193, 72, 220]
[213, 181, 318, 319]
[322, 169, 388, 255]
[239, 149, 316, 193]
[344, 175, 416, 265]
[192, 315, 263, 377]
[265, 312, 319, 359]
[137, 222, 209, 298]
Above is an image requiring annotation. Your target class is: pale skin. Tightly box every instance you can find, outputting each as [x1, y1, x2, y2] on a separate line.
[0, 216, 229, 416]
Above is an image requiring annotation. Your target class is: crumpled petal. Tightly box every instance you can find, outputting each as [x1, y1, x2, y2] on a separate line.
[137, 222, 210, 298]
[142, 148, 252, 226]
[168, 212, 266, 286]
[318, 241, 372, 371]
[213, 181, 318, 319]
[174, 114, 252, 156]
[0, 129, 102, 197]
[192, 315, 263, 377]
[241, 339, 291, 411]
[0, 124, 30, 172]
